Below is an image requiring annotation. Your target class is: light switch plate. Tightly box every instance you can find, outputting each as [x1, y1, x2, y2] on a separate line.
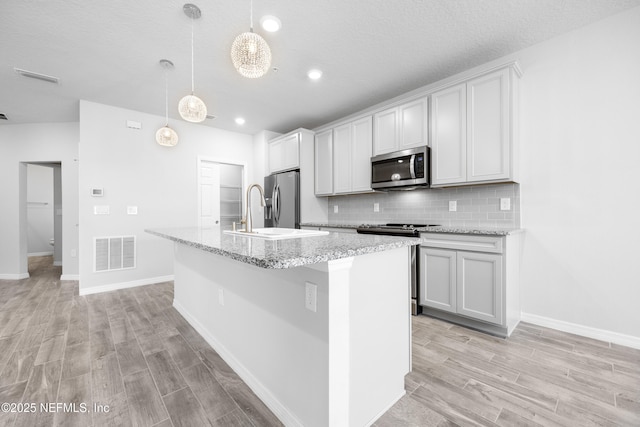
[449, 201, 457, 212]
[333, 205, 338, 214]
[127, 206, 138, 215]
[500, 198, 511, 211]
[373, 203, 379, 212]
[93, 205, 110, 215]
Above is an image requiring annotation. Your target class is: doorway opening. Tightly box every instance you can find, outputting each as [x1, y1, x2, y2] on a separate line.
[21, 161, 62, 279]
[197, 158, 245, 230]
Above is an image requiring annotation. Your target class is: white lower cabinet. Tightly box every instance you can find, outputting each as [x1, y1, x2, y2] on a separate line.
[420, 232, 520, 337]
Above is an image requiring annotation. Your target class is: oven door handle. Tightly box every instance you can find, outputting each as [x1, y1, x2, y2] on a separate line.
[409, 154, 416, 179]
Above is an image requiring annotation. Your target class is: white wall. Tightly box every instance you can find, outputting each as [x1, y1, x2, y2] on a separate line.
[26, 164, 54, 255]
[78, 101, 254, 293]
[0, 123, 79, 279]
[514, 7, 640, 343]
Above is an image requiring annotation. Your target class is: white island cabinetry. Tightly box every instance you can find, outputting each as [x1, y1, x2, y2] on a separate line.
[147, 227, 415, 427]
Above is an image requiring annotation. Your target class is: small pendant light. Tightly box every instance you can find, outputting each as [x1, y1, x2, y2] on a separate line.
[231, 0, 272, 79]
[156, 59, 179, 147]
[179, 3, 207, 122]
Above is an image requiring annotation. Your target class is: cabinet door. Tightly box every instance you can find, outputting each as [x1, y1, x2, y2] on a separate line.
[314, 129, 333, 195]
[430, 84, 467, 185]
[268, 138, 283, 174]
[419, 248, 457, 313]
[333, 123, 352, 194]
[456, 251, 503, 325]
[399, 97, 427, 150]
[466, 68, 510, 182]
[373, 107, 398, 155]
[281, 133, 300, 172]
[350, 116, 372, 192]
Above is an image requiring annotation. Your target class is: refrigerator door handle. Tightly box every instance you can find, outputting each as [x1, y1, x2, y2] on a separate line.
[275, 185, 281, 224]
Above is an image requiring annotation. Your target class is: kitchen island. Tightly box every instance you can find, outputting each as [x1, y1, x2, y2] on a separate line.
[146, 227, 420, 427]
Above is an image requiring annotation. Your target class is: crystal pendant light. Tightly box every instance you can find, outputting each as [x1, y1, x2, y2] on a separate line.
[231, 0, 272, 79]
[156, 60, 179, 147]
[179, 3, 207, 122]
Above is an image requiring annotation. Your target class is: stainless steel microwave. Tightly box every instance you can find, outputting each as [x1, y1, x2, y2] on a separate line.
[371, 146, 430, 190]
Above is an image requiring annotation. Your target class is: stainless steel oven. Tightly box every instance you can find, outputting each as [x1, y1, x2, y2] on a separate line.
[357, 223, 438, 315]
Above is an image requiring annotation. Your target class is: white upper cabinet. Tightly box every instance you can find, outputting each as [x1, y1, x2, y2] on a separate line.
[431, 67, 518, 187]
[373, 97, 428, 156]
[314, 116, 373, 196]
[430, 84, 467, 185]
[268, 133, 300, 174]
[332, 123, 352, 194]
[314, 129, 333, 196]
[350, 116, 373, 193]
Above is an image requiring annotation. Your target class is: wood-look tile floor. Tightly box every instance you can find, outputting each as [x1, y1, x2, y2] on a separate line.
[1, 257, 638, 426]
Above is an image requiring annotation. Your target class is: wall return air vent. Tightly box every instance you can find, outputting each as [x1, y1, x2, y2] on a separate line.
[94, 236, 136, 272]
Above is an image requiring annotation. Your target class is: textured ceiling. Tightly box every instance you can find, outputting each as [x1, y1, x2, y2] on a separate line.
[2, 0, 640, 135]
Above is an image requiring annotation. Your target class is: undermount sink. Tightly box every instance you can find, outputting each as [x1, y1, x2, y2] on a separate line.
[223, 227, 330, 240]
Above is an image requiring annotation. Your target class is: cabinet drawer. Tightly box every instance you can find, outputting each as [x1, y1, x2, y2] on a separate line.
[420, 233, 503, 254]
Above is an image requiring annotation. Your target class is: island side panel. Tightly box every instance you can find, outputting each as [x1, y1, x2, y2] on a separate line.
[347, 246, 411, 426]
[172, 243, 330, 427]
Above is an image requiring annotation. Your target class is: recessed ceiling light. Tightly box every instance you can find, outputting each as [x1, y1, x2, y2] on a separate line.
[235, 117, 246, 125]
[307, 69, 323, 80]
[260, 15, 281, 32]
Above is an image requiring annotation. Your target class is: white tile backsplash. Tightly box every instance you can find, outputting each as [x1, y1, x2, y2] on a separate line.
[328, 183, 520, 228]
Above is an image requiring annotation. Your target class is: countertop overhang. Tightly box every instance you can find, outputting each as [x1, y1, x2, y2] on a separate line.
[146, 226, 420, 269]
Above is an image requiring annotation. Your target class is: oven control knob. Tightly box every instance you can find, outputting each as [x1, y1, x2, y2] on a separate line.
[391, 173, 401, 181]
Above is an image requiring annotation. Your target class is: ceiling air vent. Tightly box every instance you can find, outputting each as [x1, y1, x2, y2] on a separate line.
[14, 67, 60, 84]
[0, 113, 7, 120]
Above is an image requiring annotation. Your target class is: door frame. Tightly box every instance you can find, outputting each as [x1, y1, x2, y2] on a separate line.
[19, 161, 63, 278]
[196, 156, 247, 228]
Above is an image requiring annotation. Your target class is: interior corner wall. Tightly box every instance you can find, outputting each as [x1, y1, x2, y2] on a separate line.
[78, 100, 254, 294]
[0, 122, 79, 279]
[512, 6, 640, 342]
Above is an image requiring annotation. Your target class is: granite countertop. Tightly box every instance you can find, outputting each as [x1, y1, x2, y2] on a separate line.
[301, 223, 521, 236]
[146, 227, 420, 269]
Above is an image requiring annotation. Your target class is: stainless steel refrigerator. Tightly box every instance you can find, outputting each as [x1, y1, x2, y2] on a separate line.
[264, 170, 300, 228]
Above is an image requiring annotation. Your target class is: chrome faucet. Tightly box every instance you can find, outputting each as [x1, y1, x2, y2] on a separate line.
[242, 184, 266, 233]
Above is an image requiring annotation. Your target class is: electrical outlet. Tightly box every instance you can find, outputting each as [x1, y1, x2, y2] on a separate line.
[449, 201, 457, 212]
[333, 205, 338, 214]
[218, 288, 225, 306]
[373, 203, 380, 212]
[500, 198, 511, 211]
[305, 282, 317, 312]
[71, 249, 77, 257]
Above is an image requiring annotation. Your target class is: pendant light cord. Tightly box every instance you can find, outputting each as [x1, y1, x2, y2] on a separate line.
[190, 17, 195, 94]
[164, 69, 169, 126]
[250, 0, 254, 31]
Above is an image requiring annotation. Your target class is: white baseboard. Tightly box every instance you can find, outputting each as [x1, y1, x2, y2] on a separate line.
[173, 299, 301, 427]
[521, 312, 640, 350]
[28, 251, 54, 257]
[60, 274, 79, 281]
[79, 275, 174, 296]
[0, 273, 30, 280]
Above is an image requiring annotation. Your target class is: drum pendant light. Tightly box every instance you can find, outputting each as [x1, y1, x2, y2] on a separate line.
[178, 3, 207, 122]
[156, 60, 179, 147]
[231, 0, 272, 79]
